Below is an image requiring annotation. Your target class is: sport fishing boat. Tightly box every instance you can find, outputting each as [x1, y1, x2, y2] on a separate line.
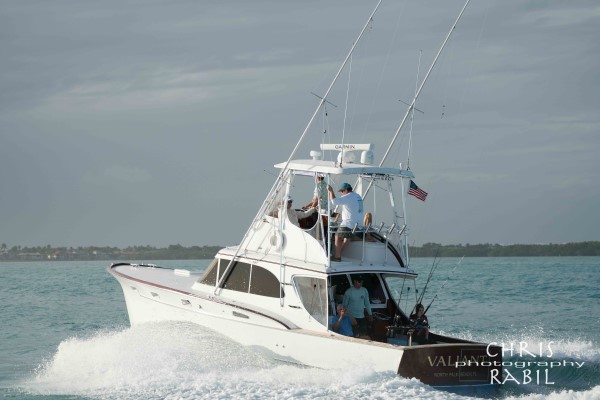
[109, 0, 502, 388]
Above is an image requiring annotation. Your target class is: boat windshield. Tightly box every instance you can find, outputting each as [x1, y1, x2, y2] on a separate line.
[293, 276, 328, 327]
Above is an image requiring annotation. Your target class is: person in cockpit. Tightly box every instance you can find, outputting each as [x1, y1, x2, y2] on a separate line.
[329, 303, 355, 336]
[409, 303, 430, 340]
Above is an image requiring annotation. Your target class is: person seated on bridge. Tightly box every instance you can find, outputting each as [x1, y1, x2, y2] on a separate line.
[409, 303, 430, 340]
[284, 196, 316, 227]
[362, 212, 376, 242]
[328, 303, 355, 337]
[364, 212, 372, 227]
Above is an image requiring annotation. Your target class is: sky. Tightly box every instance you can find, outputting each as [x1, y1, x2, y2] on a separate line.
[1, 0, 599, 248]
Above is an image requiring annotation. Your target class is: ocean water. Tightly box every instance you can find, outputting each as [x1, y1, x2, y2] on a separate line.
[0, 257, 598, 400]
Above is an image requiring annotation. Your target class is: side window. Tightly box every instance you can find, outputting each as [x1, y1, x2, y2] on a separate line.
[293, 276, 327, 327]
[222, 262, 251, 292]
[198, 258, 219, 285]
[249, 265, 282, 298]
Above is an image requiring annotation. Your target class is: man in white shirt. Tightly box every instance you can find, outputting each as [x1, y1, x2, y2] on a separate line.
[327, 182, 364, 261]
[285, 196, 316, 227]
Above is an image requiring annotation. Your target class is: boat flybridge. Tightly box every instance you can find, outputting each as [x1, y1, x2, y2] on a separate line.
[109, 144, 501, 387]
[207, 143, 420, 341]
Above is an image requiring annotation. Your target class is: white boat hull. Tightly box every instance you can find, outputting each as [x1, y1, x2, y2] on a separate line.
[109, 263, 502, 389]
[112, 268, 404, 372]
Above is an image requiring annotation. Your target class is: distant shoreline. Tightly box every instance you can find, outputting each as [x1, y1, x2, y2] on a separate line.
[409, 241, 600, 257]
[1, 241, 599, 261]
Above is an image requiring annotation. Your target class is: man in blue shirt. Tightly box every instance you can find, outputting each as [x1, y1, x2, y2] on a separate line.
[343, 275, 373, 337]
[329, 303, 355, 336]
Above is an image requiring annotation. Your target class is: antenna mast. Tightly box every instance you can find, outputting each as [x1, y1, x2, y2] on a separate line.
[218, 1, 385, 292]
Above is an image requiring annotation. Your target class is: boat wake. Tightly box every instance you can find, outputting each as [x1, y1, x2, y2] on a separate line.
[19, 322, 599, 400]
[19, 322, 436, 400]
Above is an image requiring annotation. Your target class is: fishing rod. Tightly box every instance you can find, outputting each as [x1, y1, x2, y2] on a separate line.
[417, 251, 441, 306]
[413, 281, 418, 305]
[391, 277, 409, 328]
[406, 251, 440, 317]
[397, 276, 408, 309]
[424, 256, 464, 314]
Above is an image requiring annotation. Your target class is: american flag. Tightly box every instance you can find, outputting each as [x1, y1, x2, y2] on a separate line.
[408, 180, 428, 201]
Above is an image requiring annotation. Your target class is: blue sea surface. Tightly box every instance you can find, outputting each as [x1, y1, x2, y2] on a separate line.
[1, 257, 598, 399]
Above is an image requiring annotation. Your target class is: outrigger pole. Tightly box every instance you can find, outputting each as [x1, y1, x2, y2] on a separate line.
[378, 0, 471, 170]
[215, 1, 384, 294]
[280, 0, 383, 171]
[363, 0, 471, 266]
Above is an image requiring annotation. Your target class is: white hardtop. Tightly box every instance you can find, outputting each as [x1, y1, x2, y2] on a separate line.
[274, 159, 414, 178]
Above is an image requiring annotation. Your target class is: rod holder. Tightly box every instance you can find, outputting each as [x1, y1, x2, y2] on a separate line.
[398, 224, 407, 236]
[387, 223, 397, 235]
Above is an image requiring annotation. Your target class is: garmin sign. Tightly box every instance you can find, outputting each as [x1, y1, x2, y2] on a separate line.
[320, 143, 373, 151]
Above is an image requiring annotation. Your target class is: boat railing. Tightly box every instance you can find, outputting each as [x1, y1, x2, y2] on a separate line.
[325, 218, 406, 267]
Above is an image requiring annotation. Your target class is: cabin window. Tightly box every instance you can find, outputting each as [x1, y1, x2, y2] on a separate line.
[249, 265, 283, 298]
[204, 260, 282, 297]
[330, 273, 387, 306]
[198, 258, 220, 285]
[293, 276, 327, 327]
[222, 262, 251, 292]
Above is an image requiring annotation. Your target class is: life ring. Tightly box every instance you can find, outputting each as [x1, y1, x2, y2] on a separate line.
[270, 231, 286, 250]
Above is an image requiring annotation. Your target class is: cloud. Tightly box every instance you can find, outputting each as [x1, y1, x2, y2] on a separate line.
[502, 143, 588, 157]
[518, 4, 600, 28]
[31, 61, 336, 116]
